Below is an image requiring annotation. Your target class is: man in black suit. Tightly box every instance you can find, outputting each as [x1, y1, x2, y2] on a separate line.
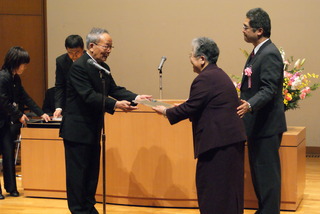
[60, 27, 151, 214]
[237, 8, 287, 214]
[153, 37, 246, 214]
[54, 35, 84, 118]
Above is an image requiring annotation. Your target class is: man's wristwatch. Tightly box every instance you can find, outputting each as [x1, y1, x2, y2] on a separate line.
[247, 102, 252, 112]
[162, 108, 167, 118]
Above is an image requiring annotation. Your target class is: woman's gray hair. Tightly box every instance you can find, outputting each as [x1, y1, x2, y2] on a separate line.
[86, 27, 109, 49]
[192, 37, 219, 64]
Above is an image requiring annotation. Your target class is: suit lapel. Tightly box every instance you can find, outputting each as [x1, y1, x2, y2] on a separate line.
[241, 40, 273, 89]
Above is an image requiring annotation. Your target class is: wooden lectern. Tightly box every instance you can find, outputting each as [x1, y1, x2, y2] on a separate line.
[21, 100, 305, 210]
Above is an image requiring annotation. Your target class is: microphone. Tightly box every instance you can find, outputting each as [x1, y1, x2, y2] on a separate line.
[87, 59, 110, 75]
[157, 56, 167, 70]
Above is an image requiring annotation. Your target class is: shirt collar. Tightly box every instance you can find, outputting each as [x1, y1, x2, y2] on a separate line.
[86, 51, 97, 63]
[254, 38, 270, 55]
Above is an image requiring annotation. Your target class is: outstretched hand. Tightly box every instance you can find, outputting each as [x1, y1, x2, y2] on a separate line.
[53, 109, 62, 118]
[136, 95, 153, 101]
[152, 105, 167, 116]
[41, 113, 51, 122]
[19, 114, 29, 126]
[115, 100, 138, 112]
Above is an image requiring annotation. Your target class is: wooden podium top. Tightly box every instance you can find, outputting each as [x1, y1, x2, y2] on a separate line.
[22, 98, 305, 148]
[282, 126, 306, 147]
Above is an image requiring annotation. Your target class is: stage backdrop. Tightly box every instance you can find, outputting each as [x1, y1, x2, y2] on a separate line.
[47, 0, 320, 147]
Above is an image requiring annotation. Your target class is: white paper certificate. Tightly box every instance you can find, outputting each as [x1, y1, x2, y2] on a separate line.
[133, 100, 173, 108]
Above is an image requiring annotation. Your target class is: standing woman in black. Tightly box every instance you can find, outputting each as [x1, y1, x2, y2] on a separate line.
[0, 46, 50, 199]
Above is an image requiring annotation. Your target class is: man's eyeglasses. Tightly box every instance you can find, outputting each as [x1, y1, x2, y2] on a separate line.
[243, 25, 252, 30]
[94, 43, 114, 50]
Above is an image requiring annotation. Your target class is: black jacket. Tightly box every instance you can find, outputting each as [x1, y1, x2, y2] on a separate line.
[240, 40, 287, 138]
[60, 53, 138, 144]
[166, 64, 246, 158]
[0, 69, 44, 127]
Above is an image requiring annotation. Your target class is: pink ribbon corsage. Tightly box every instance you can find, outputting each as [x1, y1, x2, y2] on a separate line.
[244, 66, 252, 88]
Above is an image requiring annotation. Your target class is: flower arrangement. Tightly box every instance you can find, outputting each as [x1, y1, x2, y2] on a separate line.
[280, 48, 319, 110]
[231, 48, 320, 111]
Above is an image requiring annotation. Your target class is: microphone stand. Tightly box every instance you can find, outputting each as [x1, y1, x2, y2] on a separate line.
[158, 68, 163, 99]
[100, 71, 107, 214]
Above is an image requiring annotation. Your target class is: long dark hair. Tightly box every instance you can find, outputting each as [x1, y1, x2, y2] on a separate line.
[1, 46, 30, 73]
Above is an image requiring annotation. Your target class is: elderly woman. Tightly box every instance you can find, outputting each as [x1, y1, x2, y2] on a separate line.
[153, 37, 246, 214]
[0, 46, 50, 199]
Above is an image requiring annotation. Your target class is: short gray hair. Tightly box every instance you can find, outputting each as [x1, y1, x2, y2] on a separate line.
[191, 37, 219, 64]
[86, 27, 109, 49]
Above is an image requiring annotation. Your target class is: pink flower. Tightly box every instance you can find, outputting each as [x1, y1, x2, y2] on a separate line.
[244, 67, 252, 76]
[300, 87, 311, 100]
[284, 71, 292, 78]
[244, 66, 252, 88]
[300, 92, 306, 99]
[302, 87, 311, 94]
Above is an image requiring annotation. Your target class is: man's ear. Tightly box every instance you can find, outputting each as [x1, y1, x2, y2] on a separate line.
[257, 28, 264, 36]
[88, 43, 95, 53]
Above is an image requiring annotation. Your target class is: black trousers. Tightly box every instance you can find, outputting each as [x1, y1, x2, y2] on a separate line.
[0, 122, 18, 193]
[64, 139, 100, 214]
[196, 142, 245, 214]
[247, 134, 283, 214]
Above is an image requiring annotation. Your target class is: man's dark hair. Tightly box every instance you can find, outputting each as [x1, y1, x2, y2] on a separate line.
[65, 35, 84, 49]
[246, 8, 271, 38]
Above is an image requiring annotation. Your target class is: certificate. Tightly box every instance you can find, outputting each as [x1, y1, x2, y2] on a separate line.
[133, 100, 173, 108]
